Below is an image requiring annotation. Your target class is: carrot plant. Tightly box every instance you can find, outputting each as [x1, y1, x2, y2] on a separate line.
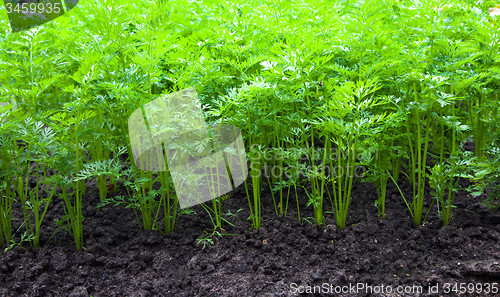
[76, 144, 125, 200]
[80, 103, 120, 202]
[0, 162, 14, 247]
[266, 147, 304, 220]
[429, 151, 473, 226]
[48, 87, 96, 250]
[399, 82, 433, 226]
[212, 80, 276, 230]
[158, 169, 179, 235]
[98, 165, 160, 231]
[467, 11, 500, 160]
[96, 169, 182, 236]
[363, 116, 404, 219]
[261, 31, 335, 225]
[248, 144, 263, 230]
[200, 195, 233, 231]
[467, 146, 500, 210]
[319, 79, 391, 230]
[0, 104, 22, 247]
[21, 121, 59, 249]
[283, 135, 309, 223]
[0, 27, 64, 116]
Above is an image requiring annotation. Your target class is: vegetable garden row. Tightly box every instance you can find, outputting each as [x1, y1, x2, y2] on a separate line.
[1, 0, 500, 251]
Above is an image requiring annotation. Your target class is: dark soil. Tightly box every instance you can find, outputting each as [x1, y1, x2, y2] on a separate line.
[1, 166, 500, 296]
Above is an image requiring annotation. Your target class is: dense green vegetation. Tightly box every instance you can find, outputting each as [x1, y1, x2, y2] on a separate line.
[1, 0, 500, 250]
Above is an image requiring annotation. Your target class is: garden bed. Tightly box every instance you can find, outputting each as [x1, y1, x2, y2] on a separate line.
[0, 173, 499, 297]
[2, 0, 500, 296]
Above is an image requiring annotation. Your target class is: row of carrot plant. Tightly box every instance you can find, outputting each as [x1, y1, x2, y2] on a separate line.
[0, 0, 500, 250]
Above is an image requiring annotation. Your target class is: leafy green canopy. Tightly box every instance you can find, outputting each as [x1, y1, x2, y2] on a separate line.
[0, 0, 499, 244]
